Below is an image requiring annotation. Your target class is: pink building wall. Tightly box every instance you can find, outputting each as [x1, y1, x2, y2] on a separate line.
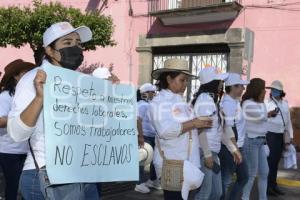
[0, 0, 299, 106]
[232, 0, 300, 107]
[0, 0, 149, 85]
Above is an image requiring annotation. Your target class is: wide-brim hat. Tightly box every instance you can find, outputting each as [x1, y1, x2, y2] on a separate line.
[181, 160, 204, 200]
[139, 142, 153, 166]
[151, 59, 197, 80]
[266, 80, 283, 91]
[43, 22, 92, 47]
[0, 59, 35, 85]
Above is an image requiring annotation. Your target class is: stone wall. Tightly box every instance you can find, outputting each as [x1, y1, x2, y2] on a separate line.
[137, 28, 249, 85]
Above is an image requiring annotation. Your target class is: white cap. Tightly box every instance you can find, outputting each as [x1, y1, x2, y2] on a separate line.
[267, 80, 283, 91]
[198, 66, 229, 84]
[92, 67, 112, 79]
[139, 83, 156, 93]
[181, 160, 204, 200]
[139, 143, 153, 166]
[43, 22, 92, 47]
[225, 73, 249, 86]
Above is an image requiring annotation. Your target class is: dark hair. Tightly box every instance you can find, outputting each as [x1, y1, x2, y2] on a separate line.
[242, 78, 265, 105]
[225, 86, 232, 94]
[191, 80, 222, 128]
[38, 40, 57, 66]
[0, 72, 19, 96]
[156, 71, 181, 91]
[137, 89, 142, 102]
[191, 80, 221, 106]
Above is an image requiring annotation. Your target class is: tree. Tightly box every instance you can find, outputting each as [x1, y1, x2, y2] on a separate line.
[0, 0, 115, 64]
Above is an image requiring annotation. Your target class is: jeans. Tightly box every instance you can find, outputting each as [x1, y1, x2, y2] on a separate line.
[266, 132, 284, 189]
[20, 169, 44, 200]
[242, 137, 269, 200]
[0, 153, 26, 200]
[20, 169, 100, 200]
[138, 136, 157, 184]
[194, 151, 222, 200]
[219, 145, 249, 200]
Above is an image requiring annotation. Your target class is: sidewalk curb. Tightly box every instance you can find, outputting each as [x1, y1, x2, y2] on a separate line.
[277, 178, 300, 187]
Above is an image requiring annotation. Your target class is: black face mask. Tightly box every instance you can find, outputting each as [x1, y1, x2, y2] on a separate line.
[56, 46, 83, 70]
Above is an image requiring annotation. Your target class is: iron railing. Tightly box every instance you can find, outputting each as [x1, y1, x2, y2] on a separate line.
[153, 53, 228, 101]
[149, 0, 242, 12]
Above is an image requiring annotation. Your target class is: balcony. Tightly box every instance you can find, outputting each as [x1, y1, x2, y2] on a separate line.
[149, 0, 243, 25]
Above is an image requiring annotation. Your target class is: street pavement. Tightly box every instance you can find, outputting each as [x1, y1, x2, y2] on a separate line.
[103, 162, 300, 200]
[0, 160, 299, 200]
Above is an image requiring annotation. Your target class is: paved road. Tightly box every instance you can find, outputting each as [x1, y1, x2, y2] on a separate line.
[102, 183, 300, 200]
[1, 164, 299, 200]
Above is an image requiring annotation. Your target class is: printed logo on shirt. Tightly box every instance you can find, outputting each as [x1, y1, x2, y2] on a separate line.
[172, 107, 182, 116]
[215, 67, 222, 74]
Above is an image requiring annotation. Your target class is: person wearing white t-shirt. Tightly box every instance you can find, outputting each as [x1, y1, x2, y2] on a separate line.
[149, 59, 212, 200]
[193, 67, 239, 200]
[241, 78, 278, 200]
[265, 80, 293, 196]
[135, 83, 160, 193]
[7, 22, 104, 200]
[219, 73, 249, 200]
[0, 59, 35, 200]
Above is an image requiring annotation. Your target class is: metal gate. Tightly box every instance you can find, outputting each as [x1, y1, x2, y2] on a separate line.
[153, 53, 228, 101]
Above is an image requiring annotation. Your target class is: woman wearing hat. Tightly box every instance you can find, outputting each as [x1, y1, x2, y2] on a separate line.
[148, 58, 212, 200]
[241, 78, 278, 200]
[192, 66, 238, 200]
[219, 73, 249, 200]
[135, 83, 160, 193]
[0, 59, 35, 200]
[7, 22, 100, 199]
[265, 80, 293, 196]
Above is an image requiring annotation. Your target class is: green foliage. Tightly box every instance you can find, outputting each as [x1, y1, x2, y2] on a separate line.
[0, 0, 115, 60]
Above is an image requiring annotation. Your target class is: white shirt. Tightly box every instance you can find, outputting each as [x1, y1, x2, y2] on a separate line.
[8, 63, 46, 170]
[221, 94, 246, 148]
[148, 89, 200, 177]
[194, 93, 222, 153]
[137, 100, 156, 137]
[0, 91, 29, 154]
[266, 98, 293, 138]
[242, 99, 268, 138]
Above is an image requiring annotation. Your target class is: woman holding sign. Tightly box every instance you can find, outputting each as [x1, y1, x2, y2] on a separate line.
[148, 58, 212, 200]
[7, 22, 100, 200]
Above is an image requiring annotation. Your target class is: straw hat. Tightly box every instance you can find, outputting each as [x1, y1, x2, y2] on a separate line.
[139, 142, 153, 166]
[151, 59, 197, 80]
[266, 80, 283, 91]
[181, 160, 204, 200]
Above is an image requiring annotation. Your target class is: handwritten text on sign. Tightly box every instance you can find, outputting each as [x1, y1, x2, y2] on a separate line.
[43, 64, 138, 184]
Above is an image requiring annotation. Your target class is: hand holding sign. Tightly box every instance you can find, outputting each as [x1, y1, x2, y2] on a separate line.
[34, 69, 47, 99]
[43, 63, 138, 184]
